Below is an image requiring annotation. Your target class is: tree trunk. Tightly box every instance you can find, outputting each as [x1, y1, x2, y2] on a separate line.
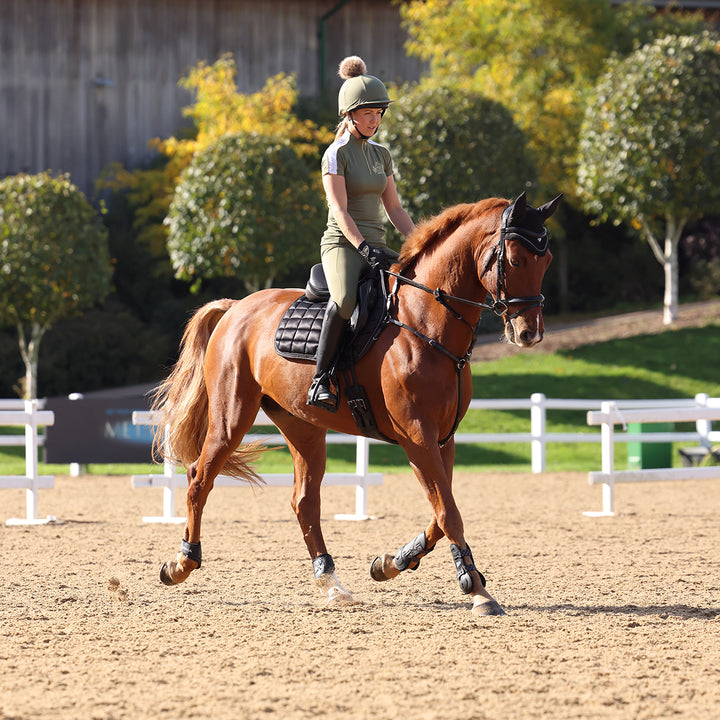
[17, 322, 46, 400]
[641, 215, 686, 326]
[663, 233, 679, 326]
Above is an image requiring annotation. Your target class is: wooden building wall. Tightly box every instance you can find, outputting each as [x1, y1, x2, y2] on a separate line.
[0, 0, 426, 194]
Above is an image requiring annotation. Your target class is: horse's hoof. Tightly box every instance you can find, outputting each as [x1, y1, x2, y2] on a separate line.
[369, 556, 386, 581]
[370, 553, 400, 581]
[472, 596, 506, 616]
[159, 562, 177, 586]
[326, 586, 356, 606]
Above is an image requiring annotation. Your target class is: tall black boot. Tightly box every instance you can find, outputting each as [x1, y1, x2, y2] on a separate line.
[307, 301, 347, 409]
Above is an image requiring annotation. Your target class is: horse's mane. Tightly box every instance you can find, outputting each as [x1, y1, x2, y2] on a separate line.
[397, 197, 509, 272]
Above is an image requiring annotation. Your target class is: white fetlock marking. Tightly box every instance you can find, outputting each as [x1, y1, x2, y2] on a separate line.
[327, 586, 355, 605]
[316, 571, 355, 605]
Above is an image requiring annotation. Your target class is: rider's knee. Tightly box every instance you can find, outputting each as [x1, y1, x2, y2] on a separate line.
[335, 294, 355, 320]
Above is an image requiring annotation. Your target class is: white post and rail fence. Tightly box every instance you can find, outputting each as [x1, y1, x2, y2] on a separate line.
[0, 399, 56, 525]
[2, 394, 718, 524]
[584, 395, 720, 517]
[130, 410, 381, 523]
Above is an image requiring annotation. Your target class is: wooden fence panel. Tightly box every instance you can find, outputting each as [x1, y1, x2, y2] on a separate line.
[0, 0, 425, 193]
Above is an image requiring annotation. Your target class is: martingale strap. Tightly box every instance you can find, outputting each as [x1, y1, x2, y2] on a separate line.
[387, 313, 474, 447]
[386, 275, 479, 447]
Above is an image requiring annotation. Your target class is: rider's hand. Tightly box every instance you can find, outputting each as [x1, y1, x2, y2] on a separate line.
[358, 241, 395, 271]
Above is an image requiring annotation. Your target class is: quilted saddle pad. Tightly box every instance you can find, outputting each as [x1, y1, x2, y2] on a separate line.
[273, 296, 326, 360]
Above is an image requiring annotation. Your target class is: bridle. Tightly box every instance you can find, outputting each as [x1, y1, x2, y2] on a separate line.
[387, 202, 549, 344]
[481, 203, 548, 321]
[383, 203, 550, 445]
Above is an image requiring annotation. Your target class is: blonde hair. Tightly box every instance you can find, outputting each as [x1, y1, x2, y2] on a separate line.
[334, 116, 351, 140]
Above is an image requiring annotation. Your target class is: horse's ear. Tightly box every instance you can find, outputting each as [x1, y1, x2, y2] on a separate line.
[537, 193, 563, 220]
[507, 192, 527, 224]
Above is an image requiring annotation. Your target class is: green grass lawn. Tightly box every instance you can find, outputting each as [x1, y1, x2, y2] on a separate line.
[2, 323, 719, 476]
[463, 324, 720, 472]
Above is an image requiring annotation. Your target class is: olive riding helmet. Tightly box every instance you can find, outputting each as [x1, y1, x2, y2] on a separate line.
[338, 74, 392, 116]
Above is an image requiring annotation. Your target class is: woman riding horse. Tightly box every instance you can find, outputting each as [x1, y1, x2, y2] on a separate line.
[152, 177, 561, 616]
[308, 55, 415, 409]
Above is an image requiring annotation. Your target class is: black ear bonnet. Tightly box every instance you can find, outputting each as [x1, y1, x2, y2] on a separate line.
[500, 192, 563, 257]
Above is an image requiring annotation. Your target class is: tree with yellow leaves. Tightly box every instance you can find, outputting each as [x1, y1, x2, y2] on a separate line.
[400, 0, 703, 198]
[158, 54, 329, 164]
[101, 54, 331, 273]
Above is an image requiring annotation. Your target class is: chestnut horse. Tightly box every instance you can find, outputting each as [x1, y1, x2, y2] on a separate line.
[152, 192, 560, 616]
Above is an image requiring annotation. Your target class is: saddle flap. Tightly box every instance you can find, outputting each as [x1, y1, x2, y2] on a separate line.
[350, 274, 378, 335]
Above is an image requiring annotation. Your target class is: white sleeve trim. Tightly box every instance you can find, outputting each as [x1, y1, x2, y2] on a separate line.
[325, 133, 350, 175]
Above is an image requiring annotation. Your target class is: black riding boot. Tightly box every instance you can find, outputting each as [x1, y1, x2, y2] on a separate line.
[307, 301, 346, 409]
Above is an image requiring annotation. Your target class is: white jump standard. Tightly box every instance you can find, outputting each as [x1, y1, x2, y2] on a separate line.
[1, 400, 56, 525]
[585, 397, 720, 517]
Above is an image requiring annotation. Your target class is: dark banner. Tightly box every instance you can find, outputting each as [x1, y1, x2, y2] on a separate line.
[44, 387, 156, 464]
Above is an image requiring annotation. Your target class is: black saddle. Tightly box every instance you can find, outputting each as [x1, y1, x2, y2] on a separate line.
[274, 264, 388, 368]
[274, 265, 395, 441]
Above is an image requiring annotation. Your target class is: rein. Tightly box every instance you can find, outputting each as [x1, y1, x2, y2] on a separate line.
[383, 213, 546, 446]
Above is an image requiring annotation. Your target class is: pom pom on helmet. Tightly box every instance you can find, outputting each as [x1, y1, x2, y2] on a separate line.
[336, 55, 393, 116]
[338, 56, 367, 80]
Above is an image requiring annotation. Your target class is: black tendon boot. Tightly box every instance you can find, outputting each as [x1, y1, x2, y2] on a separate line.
[307, 301, 347, 409]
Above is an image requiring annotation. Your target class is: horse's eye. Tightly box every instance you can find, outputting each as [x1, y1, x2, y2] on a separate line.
[509, 258, 520, 268]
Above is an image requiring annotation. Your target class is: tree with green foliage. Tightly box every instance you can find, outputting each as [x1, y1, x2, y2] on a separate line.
[165, 133, 325, 293]
[0, 172, 112, 398]
[576, 32, 720, 325]
[378, 82, 536, 223]
[400, 0, 705, 197]
[100, 54, 331, 276]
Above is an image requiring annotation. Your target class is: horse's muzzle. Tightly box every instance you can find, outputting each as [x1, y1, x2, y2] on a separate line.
[505, 317, 544, 348]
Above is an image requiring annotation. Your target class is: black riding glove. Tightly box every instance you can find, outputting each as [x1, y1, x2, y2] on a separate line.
[358, 241, 395, 271]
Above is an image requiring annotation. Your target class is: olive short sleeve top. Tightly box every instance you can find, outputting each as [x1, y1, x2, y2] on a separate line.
[320, 130, 393, 250]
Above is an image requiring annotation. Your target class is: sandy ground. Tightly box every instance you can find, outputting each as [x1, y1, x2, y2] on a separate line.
[2, 469, 719, 720]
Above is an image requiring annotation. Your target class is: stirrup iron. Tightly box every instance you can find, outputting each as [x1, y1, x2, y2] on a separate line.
[307, 372, 339, 410]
